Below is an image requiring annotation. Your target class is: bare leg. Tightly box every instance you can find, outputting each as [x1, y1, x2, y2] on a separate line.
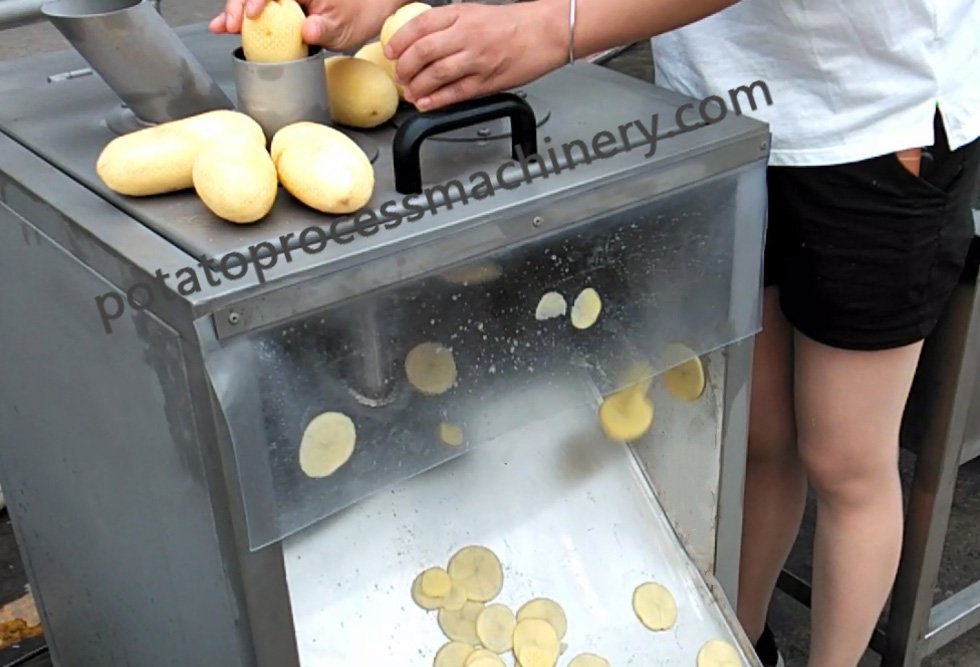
[795, 334, 917, 667]
[737, 287, 808, 643]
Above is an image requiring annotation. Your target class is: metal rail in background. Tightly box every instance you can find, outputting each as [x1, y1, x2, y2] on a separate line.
[0, 0, 161, 31]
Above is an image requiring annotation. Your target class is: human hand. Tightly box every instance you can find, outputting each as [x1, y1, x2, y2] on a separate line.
[209, 0, 398, 52]
[384, 1, 569, 111]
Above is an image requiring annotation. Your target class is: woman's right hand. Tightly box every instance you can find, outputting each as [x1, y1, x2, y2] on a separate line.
[209, 0, 400, 52]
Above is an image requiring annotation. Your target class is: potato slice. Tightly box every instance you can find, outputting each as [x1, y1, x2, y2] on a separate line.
[325, 56, 399, 128]
[567, 654, 610, 667]
[439, 422, 464, 446]
[447, 546, 504, 602]
[475, 603, 516, 653]
[598, 383, 654, 442]
[570, 287, 602, 329]
[469, 658, 507, 667]
[422, 567, 453, 597]
[241, 0, 307, 62]
[660, 342, 706, 401]
[276, 132, 375, 214]
[405, 342, 458, 396]
[441, 579, 468, 611]
[411, 571, 444, 611]
[696, 639, 742, 667]
[192, 136, 278, 224]
[434, 640, 475, 667]
[297, 411, 356, 478]
[632, 582, 677, 631]
[535, 292, 567, 320]
[438, 600, 485, 645]
[516, 598, 567, 640]
[512, 618, 559, 666]
[464, 649, 501, 665]
[380, 2, 432, 46]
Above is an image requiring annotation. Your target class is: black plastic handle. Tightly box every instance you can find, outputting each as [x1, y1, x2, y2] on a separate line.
[392, 92, 538, 194]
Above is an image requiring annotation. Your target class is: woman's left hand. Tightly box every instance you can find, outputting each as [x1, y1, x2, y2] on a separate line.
[384, 1, 568, 111]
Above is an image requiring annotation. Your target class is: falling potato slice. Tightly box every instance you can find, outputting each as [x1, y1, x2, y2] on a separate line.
[570, 287, 602, 329]
[568, 654, 610, 667]
[298, 412, 356, 478]
[421, 567, 453, 597]
[465, 649, 503, 665]
[535, 292, 567, 321]
[512, 618, 560, 666]
[632, 582, 677, 631]
[438, 601, 485, 645]
[696, 639, 742, 667]
[598, 383, 654, 442]
[660, 342, 706, 401]
[411, 571, 445, 611]
[405, 342, 458, 395]
[434, 640, 475, 667]
[439, 422, 464, 446]
[447, 546, 504, 602]
[516, 598, 567, 640]
[475, 603, 516, 653]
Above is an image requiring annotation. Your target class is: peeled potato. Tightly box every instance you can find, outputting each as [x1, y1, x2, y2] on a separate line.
[298, 411, 356, 478]
[696, 639, 742, 667]
[96, 110, 265, 196]
[660, 342, 706, 401]
[447, 546, 503, 602]
[631, 582, 677, 631]
[241, 0, 308, 62]
[516, 598, 567, 640]
[405, 342, 458, 396]
[192, 136, 278, 223]
[380, 2, 432, 46]
[355, 39, 407, 100]
[270, 121, 350, 165]
[276, 131, 375, 214]
[325, 56, 399, 128]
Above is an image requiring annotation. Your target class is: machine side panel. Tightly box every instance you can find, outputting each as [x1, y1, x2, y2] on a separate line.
[0, 203, 247, 666]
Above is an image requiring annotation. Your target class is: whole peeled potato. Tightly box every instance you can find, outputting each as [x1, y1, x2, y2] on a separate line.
[270, 121, 353, 165]
[96, 110, 266, 196]
[325, 56, 399, 128]
[241, 0, 308, 62]
[354, 41, 405, 99]
[276, 128, 375, 214]
[380, 2, 432, 47]
[192, 136, 278, 223]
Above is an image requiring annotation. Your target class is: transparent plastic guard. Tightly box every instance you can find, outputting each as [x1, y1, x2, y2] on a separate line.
[203, 165, 767, 550]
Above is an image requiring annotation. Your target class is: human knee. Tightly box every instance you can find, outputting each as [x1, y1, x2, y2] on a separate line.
[800, 439, 898, 508]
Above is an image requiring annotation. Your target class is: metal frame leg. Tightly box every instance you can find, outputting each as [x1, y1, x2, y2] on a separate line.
[881, 277, 980, 666]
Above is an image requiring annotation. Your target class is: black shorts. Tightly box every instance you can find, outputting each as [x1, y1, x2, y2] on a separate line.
[765, 110, 980, 351]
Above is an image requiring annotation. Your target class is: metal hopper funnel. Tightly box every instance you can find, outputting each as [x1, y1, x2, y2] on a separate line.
[41, 0, 233, 126]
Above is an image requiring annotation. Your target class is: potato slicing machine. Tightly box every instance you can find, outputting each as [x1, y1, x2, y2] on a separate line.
[0, 8, 770, 667]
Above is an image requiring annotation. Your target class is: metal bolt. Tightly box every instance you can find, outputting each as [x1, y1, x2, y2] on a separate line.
[477, 127, 491, 137]
[228, 312, 241, 325]
[532, 216, 543, 227]
[760, 141, 768, 151]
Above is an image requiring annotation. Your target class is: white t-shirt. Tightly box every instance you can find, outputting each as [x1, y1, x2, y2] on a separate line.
[649, 0, 980, 167]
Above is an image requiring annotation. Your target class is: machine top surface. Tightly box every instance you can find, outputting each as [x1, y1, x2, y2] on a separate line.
[0, 24, 768, 272]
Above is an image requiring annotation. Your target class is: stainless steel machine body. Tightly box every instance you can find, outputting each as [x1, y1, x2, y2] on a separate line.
[0, 22, 769, 666]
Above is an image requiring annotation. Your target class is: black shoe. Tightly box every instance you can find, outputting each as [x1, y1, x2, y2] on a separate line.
[754, 624, 786, 667]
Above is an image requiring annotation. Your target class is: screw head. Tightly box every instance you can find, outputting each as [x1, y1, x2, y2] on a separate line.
[477, 127, 491, 137]
[228, 312, 241, 325]
[532, 216, 543, 227]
